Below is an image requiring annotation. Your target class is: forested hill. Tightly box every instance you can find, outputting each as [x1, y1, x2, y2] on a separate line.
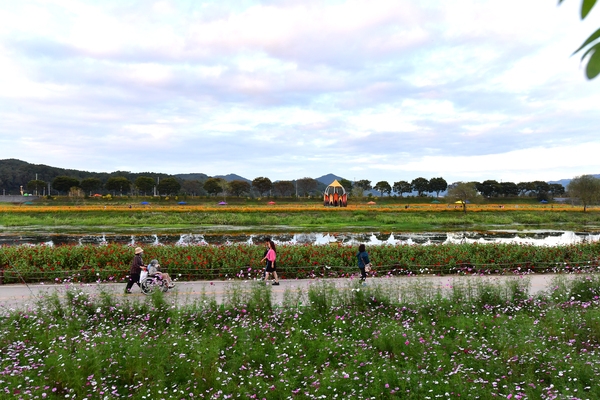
[0, 159, 174, 194]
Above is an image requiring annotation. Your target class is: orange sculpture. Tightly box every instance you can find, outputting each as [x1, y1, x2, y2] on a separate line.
[323, 180, 347, 207]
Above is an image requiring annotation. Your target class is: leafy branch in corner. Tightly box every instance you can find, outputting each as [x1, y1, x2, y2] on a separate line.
[560, 0, 600, 79]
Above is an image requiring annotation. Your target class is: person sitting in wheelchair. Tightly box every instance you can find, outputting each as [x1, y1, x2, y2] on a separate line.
[148, 259, 175, 288]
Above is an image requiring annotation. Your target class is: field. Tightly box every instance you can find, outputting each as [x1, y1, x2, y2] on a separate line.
[1, 200, 600, 233]
[2, 199, 600, 399]
[1, 275, 600, 399]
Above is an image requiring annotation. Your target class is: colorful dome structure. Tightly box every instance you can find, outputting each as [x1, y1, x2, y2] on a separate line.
[323, 180, 347, 207]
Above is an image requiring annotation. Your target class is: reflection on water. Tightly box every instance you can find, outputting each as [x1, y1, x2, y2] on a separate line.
[1, 231, 599, 247]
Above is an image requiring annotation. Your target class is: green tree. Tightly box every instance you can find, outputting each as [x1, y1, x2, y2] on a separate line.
[549, 183, 566, 197]
[411, 177, 429, 196]
[135, 176, 155, 195]
[476, 180, 501, 197]
[27, 179, 46, 195]
[181, 180, 206, 196]
[105, 176, 131, 196]
[447, 182, 480, 214]
[429, 177, 448, 197]
[252, 177, 273, 196]
[374, 181, 392, 197]
[560, 0, 600, 79]
[296, 178, 318, 197]
[532, 181, 551, 201]
[80, 178, 103, 195]
[567, 174, 600, 211]
[229, 180, 251, 197]
[157, 177, 181, 196]
[273, 181, 295, 197]
[393, 180, 412, 197]
[204, 178, 225, 197]
[500, 181, 519, 197]
[52, 176, 80, 194]
[354, 179, 372, 191]
[517, 182, 534, 196]
[339, 179, 353, 193]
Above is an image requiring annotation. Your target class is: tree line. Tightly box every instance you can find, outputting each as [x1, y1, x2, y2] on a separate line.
[3, 159, 599, 206]
[446, 175, 600, 213]
[14, 173, 585, 203]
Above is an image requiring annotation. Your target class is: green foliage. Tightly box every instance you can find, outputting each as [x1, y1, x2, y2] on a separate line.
[52, 176, 80, 194]
[156, 177, 181, 196]
[560, 0, 600, 78]
[1, 241, 600, 284]
[134, 176, 155, 194]
[105, 176, 131, 195]
[374, 181, 392, 197]
[203, 177, 225, 196]
[2, 277, 600, 398]
[567, 174, 600, 211]
[229, 179, 252, 197]
[410, 177, 429, 196]
[80, 177, 103, 194]
[26, 179, 46, 194]
[251, 176, 272, 196]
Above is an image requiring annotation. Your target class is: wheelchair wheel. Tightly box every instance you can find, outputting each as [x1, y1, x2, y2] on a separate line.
[141, 277, 161, 295]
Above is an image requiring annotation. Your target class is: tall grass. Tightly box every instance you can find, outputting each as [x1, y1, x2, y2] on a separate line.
[2, 209, 600, 232]
[2, 275, 600, 398]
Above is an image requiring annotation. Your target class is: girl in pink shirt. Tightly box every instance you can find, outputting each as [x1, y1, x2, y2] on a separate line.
[260, 240, 280, 285]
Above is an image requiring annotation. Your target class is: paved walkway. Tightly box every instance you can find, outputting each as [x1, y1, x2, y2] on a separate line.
[0, 273, 578, 311]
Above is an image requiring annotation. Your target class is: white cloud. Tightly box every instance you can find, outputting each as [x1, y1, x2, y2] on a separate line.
[0, 0, 599, 184]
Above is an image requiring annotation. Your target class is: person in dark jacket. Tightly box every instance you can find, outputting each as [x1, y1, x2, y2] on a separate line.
[125, 247, 144, 293]
[356, 244, 370, 284]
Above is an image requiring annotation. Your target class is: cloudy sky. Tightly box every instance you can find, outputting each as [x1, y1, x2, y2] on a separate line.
[1, 0, 599, 185]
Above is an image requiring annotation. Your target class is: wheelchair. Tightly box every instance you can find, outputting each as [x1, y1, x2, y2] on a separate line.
[140, 274, 170, 295]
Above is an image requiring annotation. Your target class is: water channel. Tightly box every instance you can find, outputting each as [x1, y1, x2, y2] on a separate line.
[1, 230, 599, 247]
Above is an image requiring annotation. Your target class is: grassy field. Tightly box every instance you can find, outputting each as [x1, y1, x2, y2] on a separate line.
[1, 275, 599, 399]
[1, 199, 599, 233]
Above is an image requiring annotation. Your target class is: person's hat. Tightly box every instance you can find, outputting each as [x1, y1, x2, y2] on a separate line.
[134, 247, 143, 254]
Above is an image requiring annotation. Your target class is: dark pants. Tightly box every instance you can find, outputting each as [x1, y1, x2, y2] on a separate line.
[126, 273, 141, 292]
[359, 267, 366, 281]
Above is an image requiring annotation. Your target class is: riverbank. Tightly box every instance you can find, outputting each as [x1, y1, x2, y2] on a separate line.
[1, 205, 599, 232]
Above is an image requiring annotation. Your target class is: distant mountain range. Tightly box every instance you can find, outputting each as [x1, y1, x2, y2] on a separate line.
[1, 158, 597, 194]
[548, 175, 600, 188]
[0, 159, 347, 193]
[174, 172, 345, 185]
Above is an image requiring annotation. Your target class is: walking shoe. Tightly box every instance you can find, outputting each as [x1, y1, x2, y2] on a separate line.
[124, 290, 132, 294]
[272, 282, 280, 286]
[168, 283, 175, 288]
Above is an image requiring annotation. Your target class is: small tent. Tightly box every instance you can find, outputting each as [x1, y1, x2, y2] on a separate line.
[323, 180, 347, 207]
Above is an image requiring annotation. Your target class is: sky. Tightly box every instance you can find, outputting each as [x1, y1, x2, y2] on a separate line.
[1, 0, 599, 185]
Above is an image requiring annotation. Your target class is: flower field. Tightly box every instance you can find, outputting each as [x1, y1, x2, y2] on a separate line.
[1, 242, 599, 284]
[2, 202, 599, 233]
[1, 275, 600, 399]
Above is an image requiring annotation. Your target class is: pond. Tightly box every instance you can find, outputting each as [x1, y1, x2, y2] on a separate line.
[1, 230, 599, 247]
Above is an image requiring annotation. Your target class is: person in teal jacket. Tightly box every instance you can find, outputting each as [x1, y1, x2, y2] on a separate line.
[356, 244, 370, 283]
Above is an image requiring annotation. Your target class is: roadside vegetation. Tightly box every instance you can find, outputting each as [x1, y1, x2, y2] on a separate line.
[1, 242, 599, 284]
